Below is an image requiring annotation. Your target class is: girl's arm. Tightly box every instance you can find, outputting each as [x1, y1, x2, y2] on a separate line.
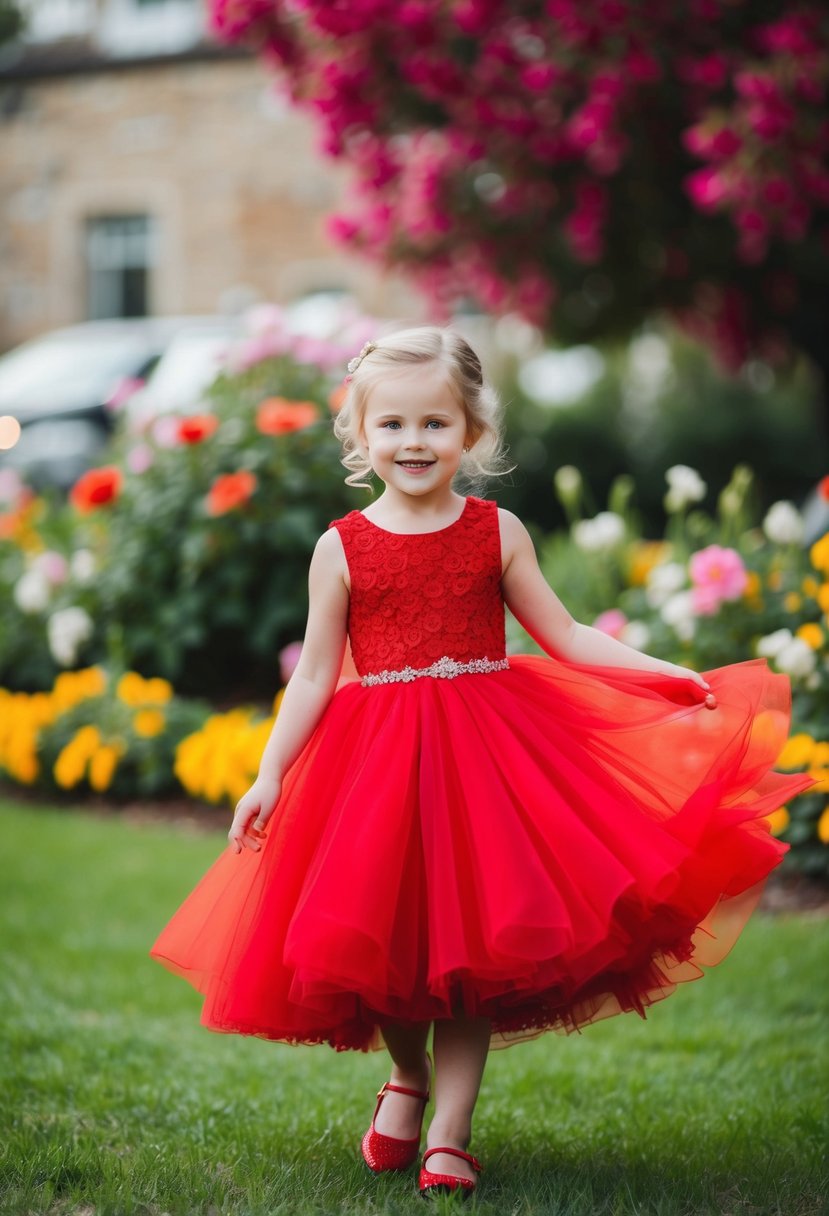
[499, 510, 710, 690]
[228, 527, 350, 853]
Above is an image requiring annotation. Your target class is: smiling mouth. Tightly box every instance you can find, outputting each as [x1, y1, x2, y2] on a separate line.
[397, 460, 436, 468]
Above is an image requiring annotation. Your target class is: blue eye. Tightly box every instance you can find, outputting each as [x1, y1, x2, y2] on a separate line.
[426, 420, 444, 429]
[382, 421, 402, 430]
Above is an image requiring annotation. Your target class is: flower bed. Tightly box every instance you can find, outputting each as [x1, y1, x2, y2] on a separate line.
[529, 463, 829, 876]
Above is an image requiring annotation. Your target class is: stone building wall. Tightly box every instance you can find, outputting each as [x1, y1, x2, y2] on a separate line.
[0, 49, 419, 350]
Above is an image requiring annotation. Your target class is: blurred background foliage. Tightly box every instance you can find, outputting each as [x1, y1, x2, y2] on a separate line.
[494, 324, 827, 539]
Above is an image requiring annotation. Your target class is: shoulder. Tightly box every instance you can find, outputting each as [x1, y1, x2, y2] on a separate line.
[312, 526, 349, 576]
[497, 508, 537, 569]
[497, 507, 533, 546]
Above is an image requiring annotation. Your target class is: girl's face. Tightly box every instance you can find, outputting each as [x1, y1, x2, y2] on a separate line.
[360, 362, 470, 498]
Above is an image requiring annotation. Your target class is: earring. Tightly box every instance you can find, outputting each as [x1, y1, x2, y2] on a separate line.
[463, 446, 470, 454]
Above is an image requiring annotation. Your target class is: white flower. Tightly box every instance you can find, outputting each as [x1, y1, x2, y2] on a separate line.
[70, 549, 96, 585]
[619, 621, 651, 651]
[756, 628, 793, 660]
[14, 568, 51, 614]
[645, 561, 687, 608]
[572, 511, 625, 552]
[664, 464, 707, 511]
[762, 501, 804, 546]
[774, 638, 816, 680]
[47, 607, 94, 667]
[660, 590, 697, 641]
[554, 465, 582, 498]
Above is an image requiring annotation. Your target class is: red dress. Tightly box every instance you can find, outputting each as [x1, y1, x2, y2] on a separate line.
[151, 496, 810, 1051]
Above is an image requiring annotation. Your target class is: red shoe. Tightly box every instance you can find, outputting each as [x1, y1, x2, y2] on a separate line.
[419, 1146, 483, 1198]
[361, 1075, 431, 1173]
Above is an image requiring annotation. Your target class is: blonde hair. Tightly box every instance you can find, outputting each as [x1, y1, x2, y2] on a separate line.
[334, 326, 509, 491]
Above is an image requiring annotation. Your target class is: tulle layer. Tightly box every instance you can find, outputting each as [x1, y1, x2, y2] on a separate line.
[150, 656, 811, 1051]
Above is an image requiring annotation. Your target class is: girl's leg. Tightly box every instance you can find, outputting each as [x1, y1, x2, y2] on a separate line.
[373, 1021, 432, 1140]
[425, 1015, 491, 1182]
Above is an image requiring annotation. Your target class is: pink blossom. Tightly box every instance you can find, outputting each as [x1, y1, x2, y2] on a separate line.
[279, 640, 303, 684]
[689, 545, 748, 615]
[0, 467, 24, 506]
[33, 550, 69, 585]
[127, 443, 154, 474]
[151, 415, 181, 449]
[685, 166, 729, 211]
[593, 608, 628, 638]
[105, 376, 145, 412]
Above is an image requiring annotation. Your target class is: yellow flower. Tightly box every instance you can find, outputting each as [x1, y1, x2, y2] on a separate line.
[144, 678, 173, 704]
[809, 533, 829, 575]
[796, 622, 824, 649]
[134, 709, 166, 738]
[174, 708, 268, 804]
[811, 742, 829, 767]
[627, 541, 671, 587]
[89, 744, 122, 792]
[783, 592, 802, 613]
[817, 584, 829, 614]
[744, 572, 762, 599]
[0, 689, 55, 784]
[52, 667, 107, 713]
[766, 807, 789, 836]
[807, 767, 829, 793]
[777, 733, 814, 769]
[117, 672, 174, 706]
[116, 672, 146, 707]
[802, 576, 819, 598]
[818, 807, 829, 845]
[53, 725, 102, 789]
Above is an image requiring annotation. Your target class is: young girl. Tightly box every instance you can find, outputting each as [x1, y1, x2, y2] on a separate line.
[151, 326, 810, 1198]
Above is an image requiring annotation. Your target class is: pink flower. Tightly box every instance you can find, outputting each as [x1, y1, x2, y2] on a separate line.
[279, 640, 303, 684]
[151, 415, 180, 449]
[127, 444, 154, 475]
[685, 166, 729, 211]
[34, 550, 68, 585]
[689, 545, 748, 615]
[593, 609, 628, 639]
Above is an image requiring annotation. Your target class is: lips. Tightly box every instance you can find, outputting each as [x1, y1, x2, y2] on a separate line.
[397, 460, 435, 468]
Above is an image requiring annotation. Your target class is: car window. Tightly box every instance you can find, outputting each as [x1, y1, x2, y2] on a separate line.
[0, 335, 153, 408]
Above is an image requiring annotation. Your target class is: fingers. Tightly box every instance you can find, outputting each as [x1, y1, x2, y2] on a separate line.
[704, 691, 718, 710]
[228, 804, 263, 853]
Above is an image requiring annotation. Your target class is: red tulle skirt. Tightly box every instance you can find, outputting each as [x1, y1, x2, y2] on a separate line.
[150, 656, 809, 1051]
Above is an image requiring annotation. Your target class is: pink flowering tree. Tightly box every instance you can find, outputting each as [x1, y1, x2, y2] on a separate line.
[210, 0, 828, 380]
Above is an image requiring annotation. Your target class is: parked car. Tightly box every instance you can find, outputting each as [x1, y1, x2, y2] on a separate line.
[0, 316, 233, 490]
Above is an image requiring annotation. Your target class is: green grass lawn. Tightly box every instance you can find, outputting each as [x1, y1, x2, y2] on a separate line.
[0, 799, 827, 1216]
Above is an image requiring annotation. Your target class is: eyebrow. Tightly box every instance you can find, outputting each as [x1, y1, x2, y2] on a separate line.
[370, 411, 457, 422]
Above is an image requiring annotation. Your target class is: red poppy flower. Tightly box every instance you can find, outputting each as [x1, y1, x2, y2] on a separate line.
[70, 466, 123, 513]
[328, 383, 349, 413]
[819, 475, 829, 502]
[256, 397, 318, 435]
[177, 414, 219, 444]
[206, 470, 257, 516]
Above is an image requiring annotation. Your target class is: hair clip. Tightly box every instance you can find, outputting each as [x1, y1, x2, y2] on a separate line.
[347, 340, 377, 375]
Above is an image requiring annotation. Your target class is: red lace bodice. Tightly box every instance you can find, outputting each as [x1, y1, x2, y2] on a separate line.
[330, 497, 506, 677]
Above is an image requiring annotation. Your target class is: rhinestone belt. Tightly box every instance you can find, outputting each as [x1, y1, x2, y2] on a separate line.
[361, 655, 510, 687]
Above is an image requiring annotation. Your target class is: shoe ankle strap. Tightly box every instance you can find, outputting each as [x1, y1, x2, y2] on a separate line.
[377, 1081, 430, 1101]
[422, 1146, 482, 1173]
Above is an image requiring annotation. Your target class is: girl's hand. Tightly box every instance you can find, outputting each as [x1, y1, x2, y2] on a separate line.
[660, 662, 717, 708]
[228, 776, 282, 854]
